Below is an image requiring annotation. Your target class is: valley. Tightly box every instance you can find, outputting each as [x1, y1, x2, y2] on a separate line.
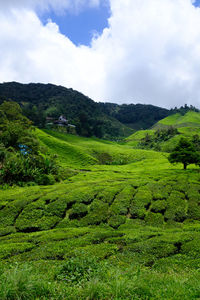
[1, 111, 200, 299]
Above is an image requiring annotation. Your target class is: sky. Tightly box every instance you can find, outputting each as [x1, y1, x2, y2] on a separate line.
[40, 1, 110, 46]
[1, 0, 200, 108]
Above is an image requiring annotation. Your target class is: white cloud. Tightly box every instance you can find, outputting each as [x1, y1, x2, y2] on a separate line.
[0, 0, 101, 14]
[1, 0, 200, 108]
[91, 0, 200, 107]
[0, 7, 104, 98]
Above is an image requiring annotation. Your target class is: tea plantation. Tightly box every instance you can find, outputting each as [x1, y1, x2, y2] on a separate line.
[126, 111, 200, 152]
[0, 123, 200, 299]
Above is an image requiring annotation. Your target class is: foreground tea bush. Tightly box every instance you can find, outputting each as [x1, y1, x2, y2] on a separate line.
[1, 171, 200, 232]
[55, 255, 100, 284]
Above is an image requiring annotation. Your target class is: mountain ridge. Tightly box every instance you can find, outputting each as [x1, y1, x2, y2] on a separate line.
[0, 81, 171, 138]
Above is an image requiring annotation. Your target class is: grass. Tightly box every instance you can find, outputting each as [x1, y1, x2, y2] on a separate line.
[39, 129, 166, 167]
[1, 224, 200, 299]
[125, 111, 200, 152]
[1, 126, 200, 298]
[1, 259, 200, 299]
[159, 111, 200, 126]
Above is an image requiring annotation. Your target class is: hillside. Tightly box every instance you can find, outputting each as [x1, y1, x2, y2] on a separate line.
[155, 111, 200, 128]
[1, 128, 200, 231]
[99, 102, 170, 130]
[1, 128, 200, 298]
[0, 82, 171, 139]
[126, 110, 200, 152]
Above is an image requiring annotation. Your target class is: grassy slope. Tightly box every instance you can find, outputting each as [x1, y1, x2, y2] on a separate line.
[126, 111, 200, 152]
[0, 128, 200, 298]
[158, 111, 200, 127]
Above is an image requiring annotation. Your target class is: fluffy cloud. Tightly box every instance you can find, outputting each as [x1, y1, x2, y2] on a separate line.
[0, 0, 101, 14]
[1, 0, 200, 108]
[0, 7, 104, 99]
[92, 0, 200, 107]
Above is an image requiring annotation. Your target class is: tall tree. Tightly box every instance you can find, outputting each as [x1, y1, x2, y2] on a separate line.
[168, 138, 200, 170]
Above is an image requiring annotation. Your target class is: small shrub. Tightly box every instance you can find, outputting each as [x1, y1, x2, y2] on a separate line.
[147, 183, 169, 200]
[165, 191, 188, 222]
[0, 226, 16, 237]
[36, 174, 56, 185]
[144, 212, 164, 226]
[127, 238, 177, 259]
[66, 244, 119, 260]
[0, 243, 35, 260]
[95, 152, 113, 165]
[96, 185, 124, 205]
[181, 238, 200, 258]
[46, 198, 68, 218]
[108, 215, 126, 229]
[82, 200, 109, 225]
[109, 185, 135, 215]
[15, 200, 61, 232]
[0, 205, 22, 227]
[55, 255, 99, 284]
[187, 187, 200, 220]
[151, 200, 167, 213]
[69, 203, 88, 219]
[130, 187, 152, 219]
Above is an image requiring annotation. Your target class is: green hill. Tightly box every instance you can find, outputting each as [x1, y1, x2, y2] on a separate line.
[1, 127, 200, 298]
[126, 111, 200, 152]
[99, 102, 170, 130]
[155, 111, 200, 128]
[0, 82, 134, 140]
[0, 82, 172, 139]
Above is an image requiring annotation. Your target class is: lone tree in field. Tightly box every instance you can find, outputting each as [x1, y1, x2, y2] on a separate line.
[168, 137, 200, 170]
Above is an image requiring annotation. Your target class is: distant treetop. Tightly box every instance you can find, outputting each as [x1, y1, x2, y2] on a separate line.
[170, 104, 199, 116]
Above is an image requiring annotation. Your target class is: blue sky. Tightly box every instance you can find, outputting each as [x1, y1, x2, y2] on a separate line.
[194, 0, 200, 6]
[40, 3, 110, 46]
[39, 0, 200, 46]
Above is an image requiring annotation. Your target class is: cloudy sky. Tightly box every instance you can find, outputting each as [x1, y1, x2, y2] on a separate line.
[1, 0, 200, 108]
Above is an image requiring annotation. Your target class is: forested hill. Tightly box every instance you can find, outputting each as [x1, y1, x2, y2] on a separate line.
[0, 81, 170, 138]
[99, 102, 170, 130]
[0, 82, 132, 139]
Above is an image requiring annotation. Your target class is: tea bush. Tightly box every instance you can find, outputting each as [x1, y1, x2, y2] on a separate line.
[56, 255, 100, 284]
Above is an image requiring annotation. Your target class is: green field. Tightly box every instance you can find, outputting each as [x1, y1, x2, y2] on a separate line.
[1, 125, 200, 299]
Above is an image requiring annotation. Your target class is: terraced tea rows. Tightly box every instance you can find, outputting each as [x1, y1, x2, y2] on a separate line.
[1, 169, 200, 262]
[1, 126, 200, 299]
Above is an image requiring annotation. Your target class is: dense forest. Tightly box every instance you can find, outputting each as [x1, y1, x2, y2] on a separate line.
[0, 82, 176, 139]
[98, 102, 170, 130]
